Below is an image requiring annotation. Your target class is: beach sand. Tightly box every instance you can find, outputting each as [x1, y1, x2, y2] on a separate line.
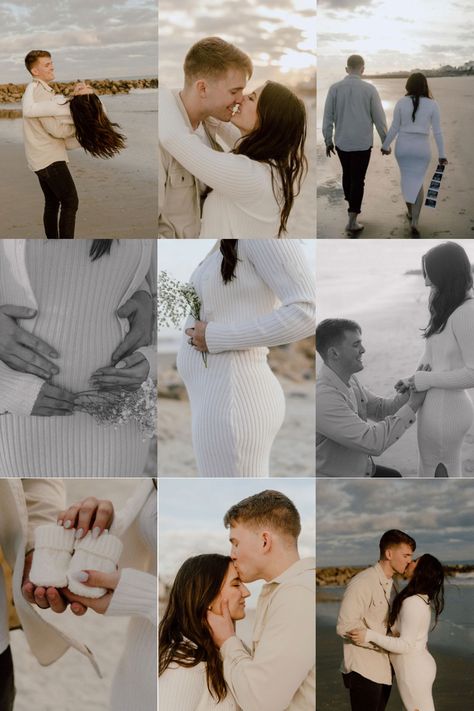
[317, 77, 474, 238]
[287, 98, 316, 239]
[316, 618, 474, 710]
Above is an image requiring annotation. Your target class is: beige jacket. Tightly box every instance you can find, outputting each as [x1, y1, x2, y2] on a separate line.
[221, 558, 315, 711]
[336, 563, 397, 685]
[158, 90, 223, 238]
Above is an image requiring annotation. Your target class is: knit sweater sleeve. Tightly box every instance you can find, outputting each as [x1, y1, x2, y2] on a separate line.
[414, 302, 474, 391]
[382, 100, 402, 150]
[365, 596, 422, 654]
[159, 88, 269, 202]
[0, 361, 44, 415]
[431, 101, 446, 158]
[106, 568, 157, 626]
[205, 241, 316, 354]
[22, 83, 71, 118]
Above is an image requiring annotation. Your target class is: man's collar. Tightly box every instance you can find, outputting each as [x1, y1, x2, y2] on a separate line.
[33, 78, 54, 93]
[374, 562, 393, 585]
[266, 557, 315, 586]
[319, 363, 354, 394]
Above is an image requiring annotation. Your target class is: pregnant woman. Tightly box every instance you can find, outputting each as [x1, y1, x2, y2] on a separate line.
[381, 73, 447, 236]
[177, 239, 316, 476]
[0, 239, 156, 477]
[349, 554, 444, 711]
[399, 242, 474, 477]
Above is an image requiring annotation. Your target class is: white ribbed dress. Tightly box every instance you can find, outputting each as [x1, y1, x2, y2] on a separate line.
[382, 96, 445, 203]
[414, 299, 474, 477]
[107, 486, 157, 711]
[365, 595, 436, 711]
[159, 88, 281, 238]
[0, 240, 154, 477]
[176, 240, 316, 477]
[160, 662, 239, 711]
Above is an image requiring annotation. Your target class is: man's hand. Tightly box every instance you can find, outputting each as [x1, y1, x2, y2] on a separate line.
[112, 291, 153, 365]
[326, 143, 336, 158]
[57, 497, 114, 540]
[88, 352, 150, 392]
[21, 551, 86, 616]
[73, 82, 95, 96]
[347, 628, 367, 645]
[0, 305, 59, 379]
[395, 363, 431, 393]
[185, 321, 208, 353]
[381, 147, 391, 155]
[31, 382, 76, 416]
[207, 599, 236, 648]
[62, 570, 120, 614]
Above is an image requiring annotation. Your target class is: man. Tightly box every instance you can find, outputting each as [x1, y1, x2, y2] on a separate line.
[22, 50, 90, 239]
[159, 36, 252, 237]
[207, 490, 315, 711]
[336, 529, 416, 711]
[316, 319, 428, 477]
[322, 54, 388, 235]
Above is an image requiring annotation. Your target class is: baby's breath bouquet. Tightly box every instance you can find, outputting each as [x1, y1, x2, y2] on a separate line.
[158, 270, 207, 366]
[74, 377, 157, 439]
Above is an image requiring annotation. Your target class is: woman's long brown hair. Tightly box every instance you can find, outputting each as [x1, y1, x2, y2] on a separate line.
[220, 239, 239, 283]
[159, 554, 232, 702]
[69, 94, 126, 159]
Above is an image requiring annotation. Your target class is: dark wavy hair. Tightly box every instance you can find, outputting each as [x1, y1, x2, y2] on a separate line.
[159, 554, 232, 702]
[89, 240, 114, 260]
[233, 81, 307, 236]
[405, 72, 433, 122]
[69, 94, 126, 159]
[220, 239, 239, 283]
[388, 554, 444, 630]
[422, 242, 473, 338]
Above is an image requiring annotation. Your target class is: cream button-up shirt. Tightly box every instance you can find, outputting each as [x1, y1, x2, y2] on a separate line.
[221, 557, 315, 711]
[336, 563, 397, 685]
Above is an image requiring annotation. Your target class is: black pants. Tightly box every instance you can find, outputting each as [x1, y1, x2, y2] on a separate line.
[35, 161, 78, 238]
[343, 671, 391, 711]
[372, 465, 402, 478]
[336, 147, 372, 214]
[0, 646, 15, 711]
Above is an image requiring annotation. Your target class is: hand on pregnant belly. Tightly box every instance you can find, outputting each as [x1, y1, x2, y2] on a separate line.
[88, 352, 150, 392]
[185, 320, 208, 353]
[31, 381, 76, 416]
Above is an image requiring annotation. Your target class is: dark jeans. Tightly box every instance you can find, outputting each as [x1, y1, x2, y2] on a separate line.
[343, 671, 391, 711]
[35, 161, 78, 238]
[373, 465, 402, 478]
[0, 645, 15, 711]
[336, 147, 372, 214]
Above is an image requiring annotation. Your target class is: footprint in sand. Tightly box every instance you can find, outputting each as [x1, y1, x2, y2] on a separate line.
[459, 209, 466, 214]
[317, 178, 344, 206]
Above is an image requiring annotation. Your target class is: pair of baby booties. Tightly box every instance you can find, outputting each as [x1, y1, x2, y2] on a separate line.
[29, 524, 123, 598]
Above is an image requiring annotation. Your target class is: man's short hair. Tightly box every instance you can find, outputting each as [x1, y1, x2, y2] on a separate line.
[379, 529, 416, 558]
[184, 37, 253, 83]
[25, 50, 51, 74]
[316, 318, 361, 360]
[224, 490, 301, 539]
[347, 54, 364, 70]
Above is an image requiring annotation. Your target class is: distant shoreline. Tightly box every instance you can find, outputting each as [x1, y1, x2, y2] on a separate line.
[0, 77, 158, 104]
[366, 71, 474, 79]
[317, 564, 474, 587]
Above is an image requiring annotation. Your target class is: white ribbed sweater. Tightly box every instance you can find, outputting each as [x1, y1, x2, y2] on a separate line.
[0, 240, 156, 476]
[159, 87, 281, 238]
[160, 663, 239, 711]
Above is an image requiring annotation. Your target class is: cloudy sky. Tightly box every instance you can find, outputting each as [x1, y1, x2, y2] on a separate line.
[159, 0, 316, 89]
[319, 0, 474, 79]
[0, 0, 157, 83]
[316, 479, 474, 566]
[159, 478, 315, 604]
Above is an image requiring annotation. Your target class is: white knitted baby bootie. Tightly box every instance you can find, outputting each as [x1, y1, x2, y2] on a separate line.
[67, 530, 123, 598]
[29, 524, 75, 588]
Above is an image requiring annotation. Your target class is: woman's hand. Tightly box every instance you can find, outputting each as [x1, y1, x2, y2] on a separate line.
[62, 570, 120, 614]
[112, 291, 154, 365]
[347, 628, 367, 645]
[395, 363, 431, 393]
[31, 382, 76, 416]
[185, 321, 208, 353]
[88, 352, 150, 392]
[57, 497, 114, 540]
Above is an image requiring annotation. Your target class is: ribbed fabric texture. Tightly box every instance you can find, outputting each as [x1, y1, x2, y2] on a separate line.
[29, 524, 75, 588]
[159, 87, 281, 238]
[415, 299, 474, 477]
[176, 240, 316, 476]
[0, 241, 151, 476]
[68, 531, 123, 597]
[160, 662, 238, 711]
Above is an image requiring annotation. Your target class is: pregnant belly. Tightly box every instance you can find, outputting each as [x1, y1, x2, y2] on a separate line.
[418, 388, 474, 436]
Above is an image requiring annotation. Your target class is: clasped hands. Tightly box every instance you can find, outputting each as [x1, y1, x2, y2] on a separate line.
[394, 363, 432, 394]
[22, 497, 119, 616]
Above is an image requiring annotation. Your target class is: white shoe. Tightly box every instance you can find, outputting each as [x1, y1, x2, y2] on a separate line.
[29, 525, 75, 588]
[67, 530, 123, 598]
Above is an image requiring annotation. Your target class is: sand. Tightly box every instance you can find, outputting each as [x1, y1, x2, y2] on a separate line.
[287, 98, 316, 238]
[317, 77, 474, 238]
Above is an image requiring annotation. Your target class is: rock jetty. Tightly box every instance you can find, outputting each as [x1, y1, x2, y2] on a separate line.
[317, 563, 474, 587]
[0, 77, 158, 104]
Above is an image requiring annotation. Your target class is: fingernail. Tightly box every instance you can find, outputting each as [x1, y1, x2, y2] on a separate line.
[72, 571, 88, 582]
[64, 520, 72, 529]
[92, 527, 101, 539]
[115, 360, 126, 369]
[75, 528, 84, 539]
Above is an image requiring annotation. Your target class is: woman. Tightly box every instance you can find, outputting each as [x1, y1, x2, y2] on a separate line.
[176, 239, 316, 476]
[349, 554, 444, 711]
[159, 83, 307, 238]
[0, 239, 156, 476]
[398, 242, 474, 477]
[381, 73, 448, 236]
[159, 554, 250, 710]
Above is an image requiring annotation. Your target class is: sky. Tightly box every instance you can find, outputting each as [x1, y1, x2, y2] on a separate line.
[159, 478, 315, 605]
[0, 0, 158, 83]
[316, 479, 474, 566]
[159, 0, 316, 90]
[318, 0, 474, 80]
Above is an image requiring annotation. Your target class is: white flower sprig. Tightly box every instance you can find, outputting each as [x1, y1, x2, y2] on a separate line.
[158, 271, 207, 366]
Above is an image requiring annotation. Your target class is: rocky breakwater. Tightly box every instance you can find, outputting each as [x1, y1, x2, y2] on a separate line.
[317, 563, 474, 588]
[0, 77, 158, 105]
